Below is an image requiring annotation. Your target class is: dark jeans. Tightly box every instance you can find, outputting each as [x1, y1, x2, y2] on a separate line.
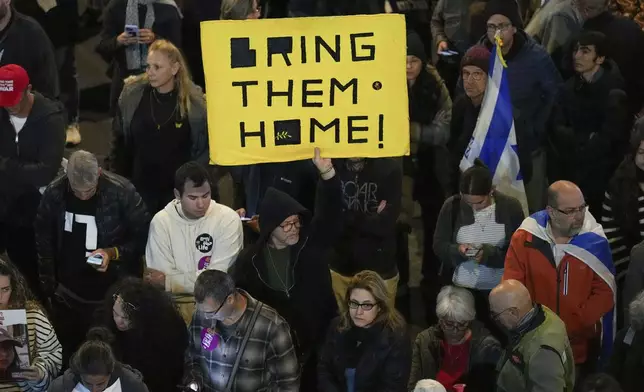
[51, 288, 102, 367]
[0, 223, 42, 301]
[55, 45, 79, 124]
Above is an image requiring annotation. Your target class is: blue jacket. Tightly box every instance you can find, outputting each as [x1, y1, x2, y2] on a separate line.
[477, 31, 562, 154]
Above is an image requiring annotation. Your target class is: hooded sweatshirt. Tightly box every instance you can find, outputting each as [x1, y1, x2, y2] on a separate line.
[232, 174, 342, 356]
[330, 158, 403, 279]
[145, 199, 243, 294]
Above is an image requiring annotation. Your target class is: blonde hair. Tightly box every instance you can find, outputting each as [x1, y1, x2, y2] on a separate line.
[338, 270, 406, 332]
[127, 39, 193, 119]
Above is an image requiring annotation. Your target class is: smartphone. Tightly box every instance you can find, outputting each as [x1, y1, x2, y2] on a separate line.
[124, 24, 139, 37]
[438, 50, 459, 56]
[240, 217, 252, 222]
[465, 247, 479, 257]
[87, 254, 104, 266]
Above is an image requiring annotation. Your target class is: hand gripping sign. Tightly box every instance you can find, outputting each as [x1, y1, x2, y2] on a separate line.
[201, 14, 410, 165]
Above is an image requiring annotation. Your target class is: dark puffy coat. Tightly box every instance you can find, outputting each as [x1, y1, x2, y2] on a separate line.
[35, 171, 151, 295]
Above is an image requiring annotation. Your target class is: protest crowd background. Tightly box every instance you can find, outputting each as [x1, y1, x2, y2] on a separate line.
[1, 0, 644, 391]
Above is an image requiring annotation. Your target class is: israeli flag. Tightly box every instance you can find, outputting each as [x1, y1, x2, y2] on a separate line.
[460, 38, 528, 214]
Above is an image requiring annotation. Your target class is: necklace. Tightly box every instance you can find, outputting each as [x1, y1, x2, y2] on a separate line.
[266, 247, 290, 295]
[149, 89, 180, 130]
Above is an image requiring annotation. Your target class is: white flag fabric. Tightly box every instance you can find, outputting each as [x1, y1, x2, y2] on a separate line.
[459, 40, 528, 215]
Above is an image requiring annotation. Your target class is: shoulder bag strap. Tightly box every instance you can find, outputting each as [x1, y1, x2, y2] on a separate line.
[225, 301, 264, 391]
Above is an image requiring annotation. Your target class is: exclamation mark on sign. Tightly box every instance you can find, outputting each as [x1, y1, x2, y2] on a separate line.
[378, 114, 384, 149]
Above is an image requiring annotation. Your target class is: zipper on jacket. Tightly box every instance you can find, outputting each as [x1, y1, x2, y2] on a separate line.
[251, 236, 310, 298]
[15, 134, 19, 156]
[556, 263, 562, 314]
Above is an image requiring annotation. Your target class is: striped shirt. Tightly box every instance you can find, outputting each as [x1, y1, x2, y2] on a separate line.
[601, 191, 644, 281]
[0, 308, 62, 392]
[454, 203, 506, 290]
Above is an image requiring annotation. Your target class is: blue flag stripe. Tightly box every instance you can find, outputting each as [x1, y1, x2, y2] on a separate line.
[479, 53, 513, 176]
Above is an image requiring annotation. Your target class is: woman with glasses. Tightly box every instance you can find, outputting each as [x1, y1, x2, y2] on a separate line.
[0, 256, 62, 392]
[97, 278, 187, 392]
[433, 160, 524, 336]
[318, 270, 411, 392]
[408, 286, 501, 392]
[49, 327, 148, 392]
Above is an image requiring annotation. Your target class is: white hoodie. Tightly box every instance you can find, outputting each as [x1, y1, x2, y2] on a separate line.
[145, 199, 243, 294]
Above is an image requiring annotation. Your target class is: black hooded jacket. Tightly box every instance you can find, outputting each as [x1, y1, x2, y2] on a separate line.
[232, 174, 342, 356]
[0, 93, 65, 226]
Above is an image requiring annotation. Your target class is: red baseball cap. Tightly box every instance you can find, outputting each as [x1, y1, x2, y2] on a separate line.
[0, 64, 29, 108]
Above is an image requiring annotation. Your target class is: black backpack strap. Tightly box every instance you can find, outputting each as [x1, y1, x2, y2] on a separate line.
[225, 301, 264, 391]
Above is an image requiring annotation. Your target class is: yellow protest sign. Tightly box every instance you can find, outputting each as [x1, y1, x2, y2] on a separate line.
[201, 14, 409, 166]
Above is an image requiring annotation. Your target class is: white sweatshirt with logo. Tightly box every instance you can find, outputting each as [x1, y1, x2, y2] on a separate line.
[145, 199, 243, 294]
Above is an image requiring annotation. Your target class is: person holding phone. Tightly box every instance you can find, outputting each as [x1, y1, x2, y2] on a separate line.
[97, 0, 182, 115]
[433, 160, 525, 339]
[35, 150, 151, 364]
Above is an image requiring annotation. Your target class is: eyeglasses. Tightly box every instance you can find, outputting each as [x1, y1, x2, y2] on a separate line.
[552, 204, 587, 216]
[348, 300, 378, 311]
[490, 307, 512, 321]
[486, 23, 512, 33]
[462, 71, 486, 82]
[280, 219, 301, 232]
[113, 294, 138, 311]
[439, 319, 469, 331]
[199, 292, 233, 320]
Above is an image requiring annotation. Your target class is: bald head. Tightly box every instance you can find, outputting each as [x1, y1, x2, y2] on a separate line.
[547, 181, 583, 209]
[490, 279, 532, 312]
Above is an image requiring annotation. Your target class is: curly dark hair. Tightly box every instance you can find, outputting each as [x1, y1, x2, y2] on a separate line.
[607, 117, 644, 249]
[101, 278, 183, 340]
[0, 256, 40, 311]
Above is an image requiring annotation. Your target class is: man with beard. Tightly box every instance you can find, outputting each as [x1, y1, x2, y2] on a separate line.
[503, 180, 615, 384]
[0, 0, 58, 99]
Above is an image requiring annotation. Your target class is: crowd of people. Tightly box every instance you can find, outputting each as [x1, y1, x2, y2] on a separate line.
[1, 0, 644, 391]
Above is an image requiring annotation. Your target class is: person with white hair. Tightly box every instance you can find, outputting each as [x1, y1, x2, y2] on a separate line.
[408, 286, 501, 392]
[413, 379, 447, 392]
[34, 150, 150, 363]
[608, 290, 644, 392]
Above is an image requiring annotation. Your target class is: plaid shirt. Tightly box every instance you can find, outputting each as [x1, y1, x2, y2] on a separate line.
[185, 290, 300, 392]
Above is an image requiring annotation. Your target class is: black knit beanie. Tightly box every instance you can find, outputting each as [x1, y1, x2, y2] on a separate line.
[485, 0, 523, 29]
[406, 31, 427, 62]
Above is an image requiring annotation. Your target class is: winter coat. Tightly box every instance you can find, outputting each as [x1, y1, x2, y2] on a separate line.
[232, 174, 342, 357]
[408, 321, 502, 392]
[0, 93, 65, 226]
[318, 318, 412, 392]
[35, 171, 151, 296]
